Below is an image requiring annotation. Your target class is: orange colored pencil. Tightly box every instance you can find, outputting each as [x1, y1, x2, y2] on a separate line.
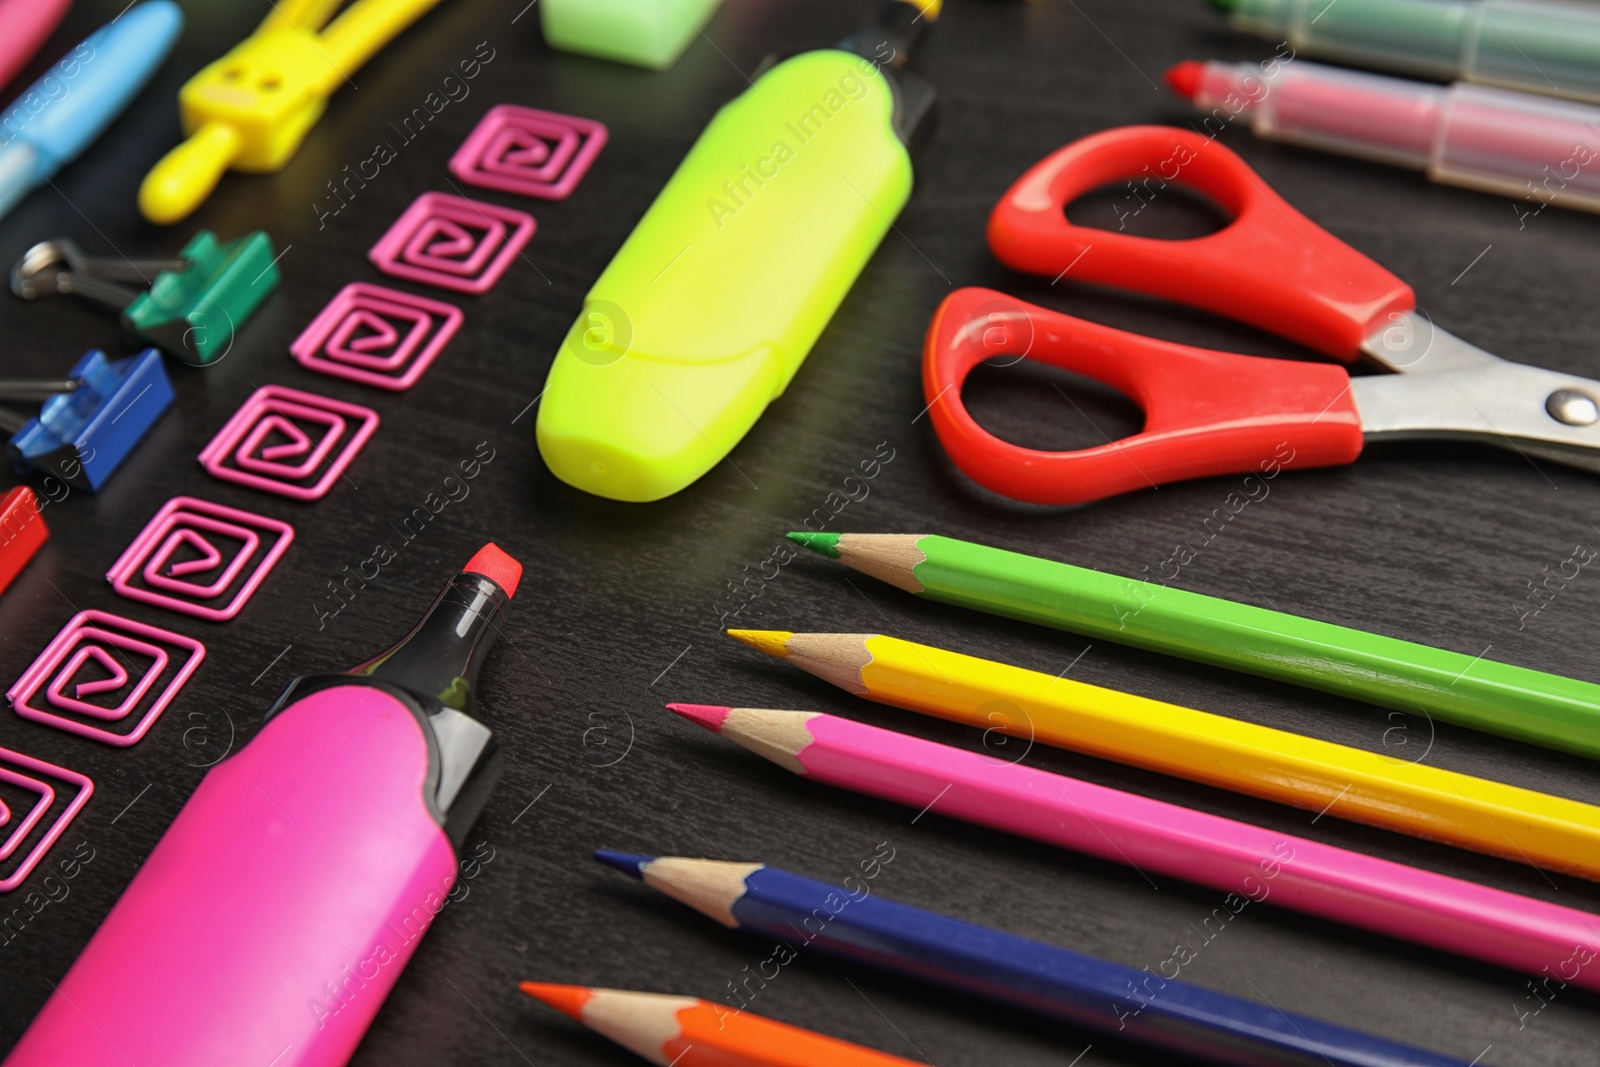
[520, 983, 923, 1067]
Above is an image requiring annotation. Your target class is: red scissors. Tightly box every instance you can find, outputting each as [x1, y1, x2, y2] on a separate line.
[923, 125, 1600, 506]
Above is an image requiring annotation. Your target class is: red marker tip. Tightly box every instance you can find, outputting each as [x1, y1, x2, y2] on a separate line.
[1164, 60, 1204, 101]
[465, 542, 522, 600]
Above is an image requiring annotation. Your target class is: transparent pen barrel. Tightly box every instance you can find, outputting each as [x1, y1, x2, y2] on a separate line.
[1464, 0, 1600, 104]
[1433, 84, 1600, 211]
[1234, 0, 1600, 103]
[1206, 59, 1600, 214]
[1240, 62, 1445, 170]
[1234, 0, 1472, 79]
[0, 139, 39, 220]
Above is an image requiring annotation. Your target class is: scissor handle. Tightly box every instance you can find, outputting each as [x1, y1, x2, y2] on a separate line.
[988, 126, 1414, 362]
[923, 288, 1365, 506]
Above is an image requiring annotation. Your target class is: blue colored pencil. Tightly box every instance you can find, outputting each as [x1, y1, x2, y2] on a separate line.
[597, 852, 1474, 1067]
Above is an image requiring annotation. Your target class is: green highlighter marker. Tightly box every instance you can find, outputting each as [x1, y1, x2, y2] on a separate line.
[792, 530, 1600, 762]
[1216, 0, 1600, 105]
[536, 0, 939, 502]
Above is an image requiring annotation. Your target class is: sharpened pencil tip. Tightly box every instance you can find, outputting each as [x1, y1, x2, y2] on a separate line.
[786, 531, 842, 558]
[519, 982, 592, 1020]
[594, 850, 652, 879]
[666, 703, 731, 731]
[727, 629, 794, 657]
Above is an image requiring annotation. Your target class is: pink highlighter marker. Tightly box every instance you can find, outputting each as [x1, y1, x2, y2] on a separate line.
[1168, 57, 1600, 217]
[5, 544, 524, 1067]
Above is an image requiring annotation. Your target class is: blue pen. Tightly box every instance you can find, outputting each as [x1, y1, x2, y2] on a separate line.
[0, 1, 184, 220]
[599, 853, 1480, 1067]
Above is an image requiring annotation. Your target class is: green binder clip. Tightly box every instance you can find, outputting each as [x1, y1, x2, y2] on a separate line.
[10, 231, 280, 366]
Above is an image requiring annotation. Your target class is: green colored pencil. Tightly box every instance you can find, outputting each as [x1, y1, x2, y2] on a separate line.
[788, 531, 1600, 761]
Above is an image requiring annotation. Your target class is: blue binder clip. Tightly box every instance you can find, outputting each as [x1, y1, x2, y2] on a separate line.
[1, 350, 174, 491]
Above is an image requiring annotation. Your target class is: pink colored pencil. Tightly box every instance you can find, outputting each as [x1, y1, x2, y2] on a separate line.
[669, 704, 1600, 990]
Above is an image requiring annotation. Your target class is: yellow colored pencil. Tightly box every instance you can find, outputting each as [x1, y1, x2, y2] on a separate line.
[727, 629, 1600, 882]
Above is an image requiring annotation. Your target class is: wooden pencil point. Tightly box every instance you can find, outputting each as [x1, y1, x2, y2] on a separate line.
[518, 982, 592, 1020]
[834, 534, 928, 594]
[786, 530, 842, 557]
[595, 850, 652, 879]
[666, 703, 731, 732]
[776, 633, 877, 695]
[641, 857, 763, 929]
[581, 988, 696, 1066]
[718, 708, 818, 774]
[726, 629, 795, 658]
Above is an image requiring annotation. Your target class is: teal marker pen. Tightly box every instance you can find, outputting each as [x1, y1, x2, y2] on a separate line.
[1215, 0, 1600, 105]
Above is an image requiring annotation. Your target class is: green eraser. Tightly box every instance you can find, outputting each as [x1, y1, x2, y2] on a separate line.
[539, 0, 726, 71]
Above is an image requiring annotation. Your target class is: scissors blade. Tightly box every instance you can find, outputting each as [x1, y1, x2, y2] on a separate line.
[1351, 325, 1600, 475]
[1359, 311, 1501, 374]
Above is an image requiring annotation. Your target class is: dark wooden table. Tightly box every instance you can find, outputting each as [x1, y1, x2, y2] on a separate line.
[3, 1, 1599, 1064]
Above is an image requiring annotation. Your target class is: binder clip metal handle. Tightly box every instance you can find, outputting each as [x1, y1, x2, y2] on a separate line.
[0, 377, 83, 401]
[0, 376, 83, 433]
[9, 232, 279, 366]
[11, 239, 188, 308]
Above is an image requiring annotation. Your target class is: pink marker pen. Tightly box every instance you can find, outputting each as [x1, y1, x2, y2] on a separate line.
[0, 0, 72, 91]
[1168, 57, 1600, 217]
[5, 543, 524, 1067]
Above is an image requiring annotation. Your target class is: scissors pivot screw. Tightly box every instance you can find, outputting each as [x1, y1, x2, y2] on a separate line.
[1546, 389, 1600, 427]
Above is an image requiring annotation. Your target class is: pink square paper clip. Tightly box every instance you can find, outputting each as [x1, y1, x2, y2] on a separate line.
[199, 385, 378, 500]
[0, 747, 93, 892]
[292, 283, 463, 391]
[107, 496, 294, 621]
[368, 192, 534, 294]
[8, 610, 205, 746]
[449, 105, 607, 200]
